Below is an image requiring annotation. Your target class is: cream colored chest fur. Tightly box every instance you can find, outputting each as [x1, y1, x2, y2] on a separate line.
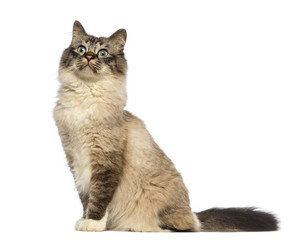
[55, 104, 93, 194]
[54, 95, 108, 195]
[54, 76, 126, 195]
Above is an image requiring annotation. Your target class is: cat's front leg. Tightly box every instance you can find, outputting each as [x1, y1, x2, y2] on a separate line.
[75, 212, 108, 231]
[75, 150, 124, 232]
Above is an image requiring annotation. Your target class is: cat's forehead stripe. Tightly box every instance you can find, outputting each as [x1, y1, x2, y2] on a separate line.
[86, 37, 102, 45]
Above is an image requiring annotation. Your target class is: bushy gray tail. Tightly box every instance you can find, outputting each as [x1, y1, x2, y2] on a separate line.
[196, 207, 278, 231]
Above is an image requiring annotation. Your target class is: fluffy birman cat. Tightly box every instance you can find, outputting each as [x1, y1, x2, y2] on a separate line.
[54, 21, 278, 232]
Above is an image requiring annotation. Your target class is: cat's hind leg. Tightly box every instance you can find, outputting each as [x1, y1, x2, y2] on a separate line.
[159, 207, 201, 232]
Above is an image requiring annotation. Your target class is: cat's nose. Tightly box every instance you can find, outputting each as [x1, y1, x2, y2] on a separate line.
[85, 52, 96, 61]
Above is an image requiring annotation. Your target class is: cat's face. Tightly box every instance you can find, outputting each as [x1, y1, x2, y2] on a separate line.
[60, 21, 127, 81]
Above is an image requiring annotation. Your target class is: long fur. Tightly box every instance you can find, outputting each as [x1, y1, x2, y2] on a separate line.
[54, 21, 278, 232]
[197, 207, 278, 231]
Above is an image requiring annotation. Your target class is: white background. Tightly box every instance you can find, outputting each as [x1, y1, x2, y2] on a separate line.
[0, 0, 299, 239]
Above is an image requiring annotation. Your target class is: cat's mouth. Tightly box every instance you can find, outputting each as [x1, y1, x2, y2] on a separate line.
[80, 62, 98, 73]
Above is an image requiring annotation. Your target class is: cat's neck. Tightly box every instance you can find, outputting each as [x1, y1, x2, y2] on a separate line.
[57, 70, 127, 122]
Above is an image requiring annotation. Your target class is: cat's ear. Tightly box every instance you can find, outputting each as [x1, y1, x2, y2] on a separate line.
[72, 20, 87, 42]
[109, 29, 127, 51]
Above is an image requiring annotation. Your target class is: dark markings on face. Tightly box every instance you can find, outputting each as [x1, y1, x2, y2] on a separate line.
[59, 26, 127, 79]
[86, 37, 102, 46]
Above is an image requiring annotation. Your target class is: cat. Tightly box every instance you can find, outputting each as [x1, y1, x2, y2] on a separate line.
[54, 20, 278, 232]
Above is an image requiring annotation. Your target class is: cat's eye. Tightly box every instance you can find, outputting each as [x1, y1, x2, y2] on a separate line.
[98, 49, 108, 57]
[77, 46, 86, 54]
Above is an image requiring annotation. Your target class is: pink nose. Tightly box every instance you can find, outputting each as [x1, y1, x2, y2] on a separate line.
[85, 52, 95, 61]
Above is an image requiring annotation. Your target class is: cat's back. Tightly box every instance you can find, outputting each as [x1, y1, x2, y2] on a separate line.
[123, 111, 158, 164]
[123, 110, 179, 171]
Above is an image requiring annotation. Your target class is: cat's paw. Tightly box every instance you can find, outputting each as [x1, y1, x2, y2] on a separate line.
[75, 212, 108, 231]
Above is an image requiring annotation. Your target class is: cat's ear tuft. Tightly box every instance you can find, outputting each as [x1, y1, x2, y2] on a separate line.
[109, 29, 127, 51]
[72, 20, 87, 42]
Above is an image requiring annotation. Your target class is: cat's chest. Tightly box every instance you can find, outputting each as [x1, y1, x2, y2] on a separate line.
[54, 101, 98, 194]
[55, 97, 111, 129]
[55, 103, 119, 194]
[71, 143, 91, 194]
[59, 101, 98, 124]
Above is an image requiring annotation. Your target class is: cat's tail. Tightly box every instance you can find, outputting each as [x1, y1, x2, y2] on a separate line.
[196, 207, 278, 231]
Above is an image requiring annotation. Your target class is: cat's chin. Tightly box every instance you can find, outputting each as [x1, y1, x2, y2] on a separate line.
[80, 64, 97, 74]
[75, 69, 101, 82]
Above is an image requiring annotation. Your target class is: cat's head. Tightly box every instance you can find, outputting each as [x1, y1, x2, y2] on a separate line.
[60, 21, 127, 82]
